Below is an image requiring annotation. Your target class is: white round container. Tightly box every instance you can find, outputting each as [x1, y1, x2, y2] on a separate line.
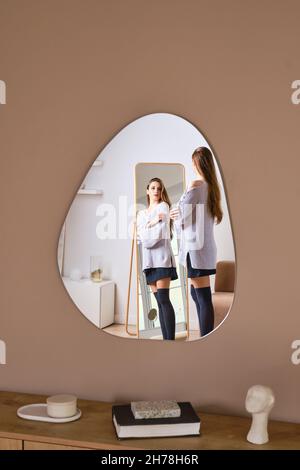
[46, 394, 77, 418]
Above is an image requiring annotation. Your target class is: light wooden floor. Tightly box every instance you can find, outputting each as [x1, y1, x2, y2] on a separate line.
[103, 323, 200, 341]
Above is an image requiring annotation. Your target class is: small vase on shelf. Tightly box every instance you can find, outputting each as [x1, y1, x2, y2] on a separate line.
[90, 256, 102, 282]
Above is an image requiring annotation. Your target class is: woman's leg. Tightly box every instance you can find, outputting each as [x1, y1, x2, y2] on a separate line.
[149, 283, 168, 340]
[156, 278, 176, 340]
[190, 285, 201, 323]
[190, 277, 214, 336]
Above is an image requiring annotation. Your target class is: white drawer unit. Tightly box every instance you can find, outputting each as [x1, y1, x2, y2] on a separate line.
[62, 278, 115, 328]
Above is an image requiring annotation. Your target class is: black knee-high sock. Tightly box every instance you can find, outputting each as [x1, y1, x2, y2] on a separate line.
[194, 286, 214, 336]
[190, 285, 201, 320]
[154, 291, 168, 340]
[156, 288, 176, 340]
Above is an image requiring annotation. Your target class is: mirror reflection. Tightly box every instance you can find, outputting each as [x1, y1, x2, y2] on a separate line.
[57, 113, 235, 341]
[136, 164, 187, 340]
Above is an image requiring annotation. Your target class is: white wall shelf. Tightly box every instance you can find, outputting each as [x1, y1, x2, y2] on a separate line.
[77, 189, 103, 195]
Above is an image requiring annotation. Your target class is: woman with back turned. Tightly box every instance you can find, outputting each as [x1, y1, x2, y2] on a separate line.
[170, 147, 222, 337]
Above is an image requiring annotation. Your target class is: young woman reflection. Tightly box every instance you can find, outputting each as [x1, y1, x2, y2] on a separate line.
[136, 178, 178, 340]
[170, 147, 223, 337]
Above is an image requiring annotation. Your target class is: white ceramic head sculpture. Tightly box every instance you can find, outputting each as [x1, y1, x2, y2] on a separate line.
[245, 385, 275, 444]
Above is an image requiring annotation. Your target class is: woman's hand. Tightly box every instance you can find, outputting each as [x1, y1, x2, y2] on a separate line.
[170, 208, 180, 220]
[147, 212, 165, 227]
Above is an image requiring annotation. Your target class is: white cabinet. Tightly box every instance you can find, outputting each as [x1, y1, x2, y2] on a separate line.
[62, 278, 115, 328]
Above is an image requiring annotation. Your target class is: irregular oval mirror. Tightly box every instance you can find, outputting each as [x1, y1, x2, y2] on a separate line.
[57, 113, 235, 341]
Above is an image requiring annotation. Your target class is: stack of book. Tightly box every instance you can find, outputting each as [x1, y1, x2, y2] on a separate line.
[112, 400, 200, 439]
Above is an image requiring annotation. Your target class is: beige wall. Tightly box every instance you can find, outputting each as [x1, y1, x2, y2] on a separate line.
[1, 0, 299, 422]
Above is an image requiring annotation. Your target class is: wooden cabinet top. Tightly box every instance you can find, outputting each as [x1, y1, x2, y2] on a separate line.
[0, 391, 300, 450]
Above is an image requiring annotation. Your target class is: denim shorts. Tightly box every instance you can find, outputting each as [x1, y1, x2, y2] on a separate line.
[186, 253, 216, 278]
[144, 267, 178, 285]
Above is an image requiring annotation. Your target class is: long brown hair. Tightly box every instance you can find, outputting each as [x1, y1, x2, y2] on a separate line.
[146, 177, 174, 238]
[192, 147, 223, 224]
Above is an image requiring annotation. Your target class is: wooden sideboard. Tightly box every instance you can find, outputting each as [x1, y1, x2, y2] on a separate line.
[0, 391, 300, 450]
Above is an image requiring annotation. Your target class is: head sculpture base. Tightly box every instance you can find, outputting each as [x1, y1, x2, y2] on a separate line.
[245, 385, 275, 445]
